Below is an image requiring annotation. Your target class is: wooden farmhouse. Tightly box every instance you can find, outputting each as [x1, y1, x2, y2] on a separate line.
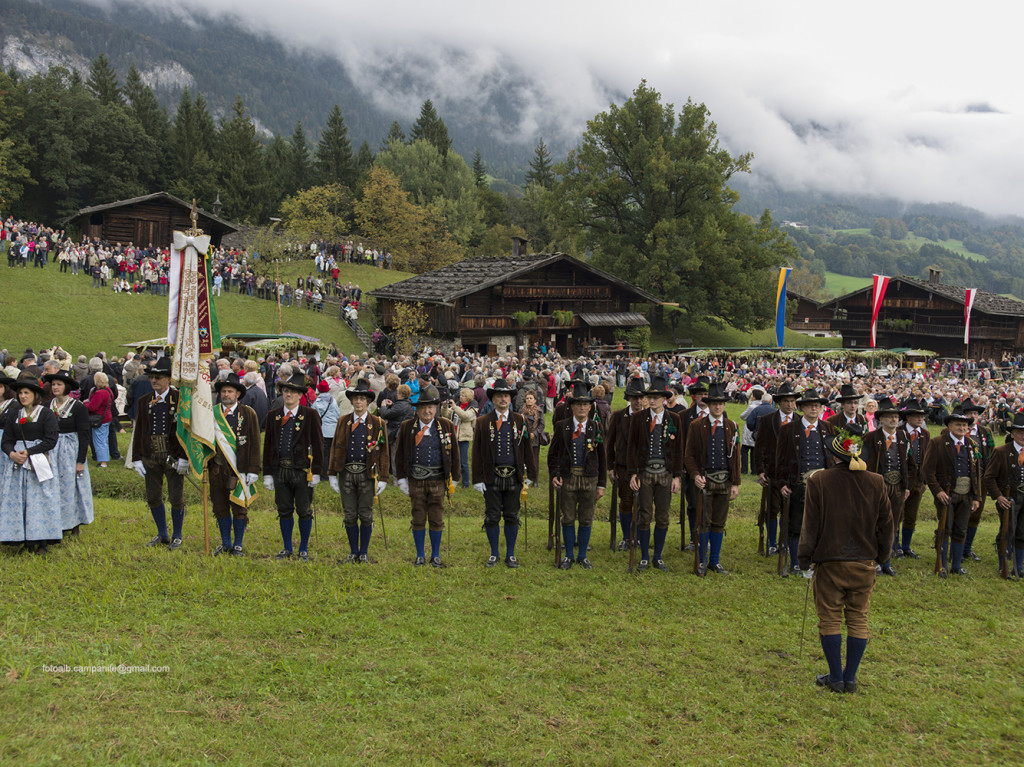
[787, 291, 833, 336]
[369, 246, 661, 356]
[65, 192, 238, 248]
[821, 268, 1024, 357]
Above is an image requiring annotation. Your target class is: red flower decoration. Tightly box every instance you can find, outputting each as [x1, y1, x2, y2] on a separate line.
[19, 417, 27, 425]
[842, 439, 854, 451]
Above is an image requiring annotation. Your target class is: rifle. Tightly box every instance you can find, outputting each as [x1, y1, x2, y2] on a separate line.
[307, 448, 317, 544]
[629, 491, 639, 574]
[679, 472, 688, 551]
[554, 484, 563, 568]
[521, 483, 528, 553]
[778, 491, 791, 576]
[999, 498, 1011, 579]
[757, 479, 769, 556]
[934, 494, 949, 575]
[609, 472, 619, 550]
[693, 480, 706, 577]
[547, 478, 556, 551]
[372, 467, 388, 550]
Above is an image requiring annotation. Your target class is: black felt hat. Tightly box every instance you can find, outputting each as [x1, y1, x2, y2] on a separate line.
[345, 378, 375, 401]
[487, 379, 515, 399]
[214, 372, 247, 395]
[278, 373, 308, 393]
[42, 370, 79, 392]
[148, 356, 172, 377]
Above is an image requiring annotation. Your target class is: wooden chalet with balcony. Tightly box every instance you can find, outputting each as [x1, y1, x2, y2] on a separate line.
[787, 291, 833, 336]
[65, 192, 239, 248]
[369, 247, 662, 356]
[821, 268, 1024, 357]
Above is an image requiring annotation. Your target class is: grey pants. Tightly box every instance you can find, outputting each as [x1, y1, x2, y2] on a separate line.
[340, 470, 374, 526]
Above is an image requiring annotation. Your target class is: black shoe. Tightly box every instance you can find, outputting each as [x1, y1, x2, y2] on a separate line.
[358, 554, 370, 564]
[844, 681, 858, 694]
[505, 556, 519, 569]
[654, 559, 668, 572]
[344, 553, 358, 564]
[577, 558, 593, 570]
[707, 563, 729, 575]
[790, 564, 801, 576]
[414, 556, 426, 567]
[231, 546, 244, 557]
[146, 535, 170, 547]
[168, 538, 182, 551]
[559, 557, 573, 570]
[297, 550, 311, 562]
[275, 550, 293, 560]
[950, 567, 967, 576]
[880, 564, 897, 576]
[892, 548, 904, 559]
[430, 556, 443, 568]
[938, 568, 948, 579]
[485, 555, 499, 568]
[815, 674, 845, 693]
[213, 545, 227, 556]
[637, 559, 649, 571]
[767, 545, 778, 556]
[903, 548, 920, 559]
[965, 550, 981, 563]
[70, 525, 80, 538]
[684, 542, 695, 552]
[617, 540, 629, 551]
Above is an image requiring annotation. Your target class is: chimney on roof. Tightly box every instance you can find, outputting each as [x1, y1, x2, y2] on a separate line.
[928, 267, 942, 285]
[512, 236, 529, 258]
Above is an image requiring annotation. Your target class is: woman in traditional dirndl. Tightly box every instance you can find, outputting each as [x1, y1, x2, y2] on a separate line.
[43, 370, 94, 536]
[0, 376, 62, 554]
[0, 376, 17, 493]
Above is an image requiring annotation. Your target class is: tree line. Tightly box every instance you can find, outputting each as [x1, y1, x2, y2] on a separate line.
[0, 61, 797, 331]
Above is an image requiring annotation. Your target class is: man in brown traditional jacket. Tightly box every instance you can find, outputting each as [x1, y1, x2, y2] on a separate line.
[983, 411, 1024, 577]
[328, 378, 389, 563]
[897, 399, 930, 559]
[799, 434, 893, 694]
[684, 382, 741, 574]
[605, 376, 647, 550]
[754, 382, 797, 556]
[861, 400, 913, 576]
[209, 372, 261, 556]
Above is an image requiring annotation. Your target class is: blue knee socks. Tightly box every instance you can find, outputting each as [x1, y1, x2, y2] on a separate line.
[951, 542, 964, 571]
[413, 529, 426, 558]
[639, 529, 651, 561]
[216, 516, 232, 549]
[901, 527, 914, 552]
[619, 512, 632, 541]
[358, 522, 372, 556]
[820, 634, 843, 683]
[428, 529, 442, 559]
[653, 527, 667, 561]
[562, 525, 576, 560]
[486, 525, 500, 558]
[790, 536, 800, 569]
[964, 526, 978, 554]
[150, 504, 168, 539]
[345, 525, 359, 555]
[844, 636, 868, 684]
[577, 525, 592, 560]
[1015, 547, 1024, 575]
[232, 517, 246, 548]
[170, 507, 184, 540]
[504, 524, 518, 558]
[709, 531, 724, 566]
[279, 516, 294, 552]
[767, 517, 778, 549]
[297, 518, 312, 552]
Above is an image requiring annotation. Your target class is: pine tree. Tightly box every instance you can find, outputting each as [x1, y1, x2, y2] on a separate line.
[355, 140, 374, 179]
[472, 150, 487, 188]
[85, 53, 122, 106]
[216, 96, 271, 223]
[525, 138, 554, 188]
[124, 64, 172, 188]
[315, 104, 355, 188]
[410, 99, 451, 157]
[382, 120, 405, 150]
[287, 120, 312, 194]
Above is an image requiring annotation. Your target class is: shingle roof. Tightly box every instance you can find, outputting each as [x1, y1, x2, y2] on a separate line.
[368, 253, 662, 305]
[65, 192, 239, 232]
[822, 275, 1024, 317]
[578, 312, 649, 327]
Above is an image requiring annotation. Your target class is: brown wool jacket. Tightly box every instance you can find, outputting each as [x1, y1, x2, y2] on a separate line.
[328, 413, 389, 480]
[683, 416, 741, 486]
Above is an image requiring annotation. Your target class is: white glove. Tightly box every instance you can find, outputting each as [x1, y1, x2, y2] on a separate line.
[175, 458, 189, 475]
[133, 460, 146, 478]
[376, 480, 387, 496]
[308, 475, 320, 488]
[264, 476, 275, 491]
[397, 478, 410, 496]
[245, 473, 258, 486]
[524, 479, 533, 488]
[474, 482, 487, 494]
[329, 475, 340, 494]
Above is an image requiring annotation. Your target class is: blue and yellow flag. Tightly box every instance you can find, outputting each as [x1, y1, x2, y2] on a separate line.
[775, 267, 791, 349]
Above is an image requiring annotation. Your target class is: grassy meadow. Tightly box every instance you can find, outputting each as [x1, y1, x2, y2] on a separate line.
[1, 399, 1021, 765]
[0, 257, 409, 358]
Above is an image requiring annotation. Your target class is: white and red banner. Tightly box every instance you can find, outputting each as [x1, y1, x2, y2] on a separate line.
[964, 288, 977, 344]
[870, 274, 890, 348]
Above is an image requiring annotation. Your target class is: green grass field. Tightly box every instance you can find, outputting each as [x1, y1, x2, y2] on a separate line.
[1, 401, 1020, 764]
[0, 260, 409, 359]
[824, 271, 871, 297]
[652, 314, 841, 352]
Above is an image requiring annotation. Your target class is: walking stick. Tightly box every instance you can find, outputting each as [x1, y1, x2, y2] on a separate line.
[629, 478, 639, 574]
[679, 473, 687, 551]
[547, 477, 556, 551]
[609, 473, 619, 550]
[799, 568, 812, 660]
[999, 499, 1010, 579]
[201, 467, 210, 556]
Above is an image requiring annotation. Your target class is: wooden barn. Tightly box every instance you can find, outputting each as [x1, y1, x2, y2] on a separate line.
[787, 291, 833, 336]
[369, 248, 662, 356]
[821, 268, 1024, 357]
[65, 192, 238, 248]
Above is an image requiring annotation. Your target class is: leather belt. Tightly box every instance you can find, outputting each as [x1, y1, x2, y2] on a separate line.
[570, 467, 586, 476]
[345, 462, 367, 474]
[411, 465, 442, 480]
[953, 477, 971, 495]
[149, 435, 168, 453]
[883, 470, 902, 486]
[707, 470, 730, 485]
[494, 466, 516, 478]
[645, 459, 667, 474]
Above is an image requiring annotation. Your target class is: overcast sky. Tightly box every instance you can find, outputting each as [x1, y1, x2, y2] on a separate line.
[92, 0, 1024, 215]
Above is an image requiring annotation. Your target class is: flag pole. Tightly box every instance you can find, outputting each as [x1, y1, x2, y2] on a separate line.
[202, 468, 210, 556]
[276, 259, 282, 334]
